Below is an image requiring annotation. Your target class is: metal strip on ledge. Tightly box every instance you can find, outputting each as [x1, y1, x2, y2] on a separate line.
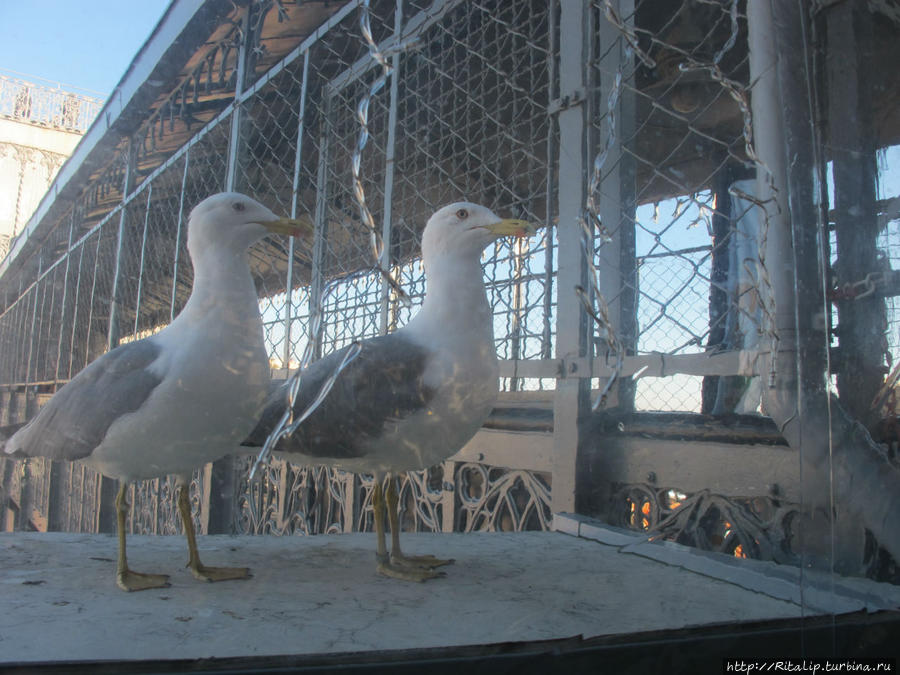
[553, 512, 900, 614]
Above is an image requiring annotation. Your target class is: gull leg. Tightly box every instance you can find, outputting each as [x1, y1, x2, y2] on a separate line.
[177, 478, 250, 583]
[373, 478, 389, 566]
[387, 474, 453, 572]
[372, 475, 448, 582]
[115, 482, 170, 592]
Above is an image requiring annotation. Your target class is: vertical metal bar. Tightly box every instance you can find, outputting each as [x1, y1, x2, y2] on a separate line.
[99, 158, 134, 534]
[378, 0, 403, 336]
[107, 144, 137, 351]
[543, 1, 559, 362]
[30, 270, 51, 385]
[751, 0, 841, 571]
[441, 460, 455, 533]
[133, 186, 153, 337]
[551, 0, 591, 514]
[827, 3, 882, 431]
[211, 7, 253, 535]
[310, 96, 334, 359]
[0, 390, 9, 426]
[703, 165, 735, 414]
[53, 215, 76, 383]
[225, 10, 252, 192]
[509, 239, 526, 391]
[23, 255, 43, 387]
[170, 149, 191, 322]
[284, 50, 311, 368]
[343, 473, 355, 534]
[83, 229, 103, 369]
[595, 0, 636, 411]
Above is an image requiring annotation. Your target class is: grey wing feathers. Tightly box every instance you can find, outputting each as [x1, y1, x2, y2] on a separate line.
[244, 334, 433, 459]
[3, 340, 163, 461]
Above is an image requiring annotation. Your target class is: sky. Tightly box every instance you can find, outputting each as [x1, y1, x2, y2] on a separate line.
[0, 0, 170, 97]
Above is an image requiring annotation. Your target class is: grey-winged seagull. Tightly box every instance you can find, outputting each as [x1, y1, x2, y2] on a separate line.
[245, 202, 534, 581]
[3, 192, 311, 591]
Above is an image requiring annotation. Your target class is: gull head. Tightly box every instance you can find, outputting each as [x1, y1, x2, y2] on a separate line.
[187, 192, 313, 255]
[420, 202, 534, 261]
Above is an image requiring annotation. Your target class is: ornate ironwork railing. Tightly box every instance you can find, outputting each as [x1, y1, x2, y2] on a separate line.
[0, 74, 103, 132]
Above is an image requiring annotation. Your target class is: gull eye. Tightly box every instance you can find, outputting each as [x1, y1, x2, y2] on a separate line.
[232, 201, 246, 212]
[456, 208, 469, 220]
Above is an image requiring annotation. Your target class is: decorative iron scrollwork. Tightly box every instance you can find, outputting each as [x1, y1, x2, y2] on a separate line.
[234, 457, 347, 535]
[454, 463, 552, 532]
[610, 483, 798, 564]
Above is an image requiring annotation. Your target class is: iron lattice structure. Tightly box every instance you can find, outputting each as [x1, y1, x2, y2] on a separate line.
[1, 0, 899, 580]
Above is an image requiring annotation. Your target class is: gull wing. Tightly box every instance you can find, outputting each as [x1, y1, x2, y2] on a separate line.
[3, 340, 163, 462]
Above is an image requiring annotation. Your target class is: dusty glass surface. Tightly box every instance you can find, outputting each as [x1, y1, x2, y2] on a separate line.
[1, 0, 899, 668]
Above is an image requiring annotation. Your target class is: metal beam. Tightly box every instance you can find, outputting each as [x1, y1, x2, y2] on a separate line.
[325, 0, 462, 96]
[106, 142, 137, 351]
[379, 0, 403, 336]
[310, 96, 334, 359]
[225, 9, 252, 193]
[132, 186, 154, 336]
[284, 50, 312, 369]
[497, 348, 762, 380]
[552, 0, 592, 514]
[170, 149, 191, 322]
[594, 0, 637, 411]
[53, 215, 76, 383]
[827, 2, 883, 431]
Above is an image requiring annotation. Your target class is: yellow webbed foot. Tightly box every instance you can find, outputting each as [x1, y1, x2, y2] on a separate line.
[187, 563, 251, 583]
[117, 569, 171, 592]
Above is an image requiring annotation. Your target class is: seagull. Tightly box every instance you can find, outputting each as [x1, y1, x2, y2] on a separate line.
[3, 192, 311, 591]
[245, 202, 534, 581]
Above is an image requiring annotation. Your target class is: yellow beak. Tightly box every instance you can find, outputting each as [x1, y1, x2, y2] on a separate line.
[483, 218, 536, 238]
[260, 214, 314, 238]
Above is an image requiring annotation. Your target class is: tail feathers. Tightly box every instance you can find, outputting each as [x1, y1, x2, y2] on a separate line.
[0, 422, 26, 456]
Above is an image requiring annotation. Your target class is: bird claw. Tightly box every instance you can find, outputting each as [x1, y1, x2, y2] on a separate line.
[187, 563, 252, 583]
[117, 569, 171, 592]
[390, 553, 454, 570]
[376, 560, 446, 582]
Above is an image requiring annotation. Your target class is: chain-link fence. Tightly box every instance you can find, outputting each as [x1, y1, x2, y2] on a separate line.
[2, 0, 899, 579]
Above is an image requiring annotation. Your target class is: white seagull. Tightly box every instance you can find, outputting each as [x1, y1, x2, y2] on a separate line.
[3, 192, 310, 591]
[245, 202, 533, 581]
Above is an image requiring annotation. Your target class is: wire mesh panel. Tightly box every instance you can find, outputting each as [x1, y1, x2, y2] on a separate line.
[0, 289, 32, 385]
[66, 227, 103, 378]
[390, 0, 557, 387]
[170, 117, 233, 318]
[583, 0, 760, 414]
[56, 462, 102, 533]
[314, 71, 391, 353]
[235, 63, 310, 365]
[129, 158, 189, 337]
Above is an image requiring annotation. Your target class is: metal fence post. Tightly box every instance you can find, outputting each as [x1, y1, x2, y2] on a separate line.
[310, 96, 334, 360]
[225, 10, 252, 193]
[552, 0, 592, 515]
[23, 257, 43, 389]
[595, 0, 637, 412]
[132, 186, 153, 336]
[378, 0, 403, 336]
[827, 3, 883, 432]
[107, 142, 137, 352]
[170, 149, 191, 322]
[284, 50, 311, 368]
[209, 6, 253, 534]
[53, 215, 76, 384]
[97, 142, 137, 534]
